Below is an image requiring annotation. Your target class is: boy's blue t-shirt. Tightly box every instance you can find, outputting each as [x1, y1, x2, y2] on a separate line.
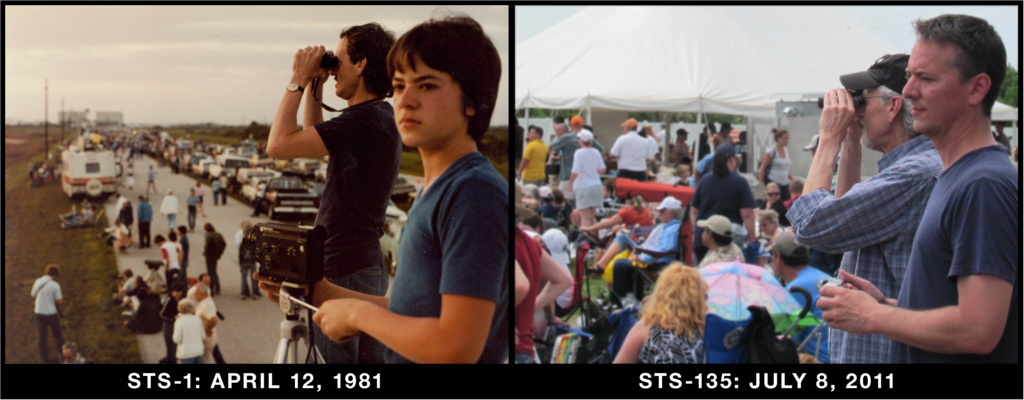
[385, 152, 509, 364]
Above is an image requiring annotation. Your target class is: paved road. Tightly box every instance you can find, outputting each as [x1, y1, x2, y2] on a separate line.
[104, 155, 405, 364]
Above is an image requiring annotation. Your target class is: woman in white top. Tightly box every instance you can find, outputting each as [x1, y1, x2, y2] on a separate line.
[173, 299, 205, 364]
[758, 128, 794, 202]
[569, 130, 606, 228]
[160, 189, 179, 232]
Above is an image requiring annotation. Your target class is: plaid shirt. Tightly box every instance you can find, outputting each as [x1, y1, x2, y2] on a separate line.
[788, 135, 942, 364]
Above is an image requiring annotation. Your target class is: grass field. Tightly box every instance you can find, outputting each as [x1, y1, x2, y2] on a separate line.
[4, 126, 142, 363]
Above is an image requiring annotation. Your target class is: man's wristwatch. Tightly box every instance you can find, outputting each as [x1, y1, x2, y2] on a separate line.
[287, 83, 304, 93]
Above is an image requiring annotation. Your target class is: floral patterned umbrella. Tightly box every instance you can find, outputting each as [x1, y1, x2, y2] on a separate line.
[699, 261, 801, 321]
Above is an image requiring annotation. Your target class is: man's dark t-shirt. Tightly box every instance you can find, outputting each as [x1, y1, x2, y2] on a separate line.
[314, 101, 401, 278]
[891, 146, 1018, 363]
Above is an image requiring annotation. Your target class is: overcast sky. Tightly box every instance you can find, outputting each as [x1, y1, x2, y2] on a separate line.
[5, 5, 508, 127]
[516, 5, 1019, 67]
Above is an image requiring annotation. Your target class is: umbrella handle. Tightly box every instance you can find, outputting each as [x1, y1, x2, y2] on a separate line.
[781, 287, 812, 338]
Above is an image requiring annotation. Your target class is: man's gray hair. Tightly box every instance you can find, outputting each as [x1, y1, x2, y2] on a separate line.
[178, 298, 196, 314]
[878, 85, 918, 139]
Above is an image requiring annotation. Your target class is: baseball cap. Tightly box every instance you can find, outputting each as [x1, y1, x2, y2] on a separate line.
[697, 215, 732, 236]
[768, 231, 810, 259]
[839, 54, 910, 93]
[620, 118, 638, 129]
[538, 186, 553, 199]
[570, 115, 584, 126]
[577, 130, 595, 142]
[715, 143, 737, 157]
[541, 228, 571, 266]
[655, 195, 682, 211]
[803, 135, 820, 151]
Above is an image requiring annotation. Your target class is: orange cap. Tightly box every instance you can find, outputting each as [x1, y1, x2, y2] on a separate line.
[620, 118, 638, 128]
[570, 116, 584, 126]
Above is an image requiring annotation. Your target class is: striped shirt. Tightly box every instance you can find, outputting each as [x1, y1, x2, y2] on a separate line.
[788, 134, 942, 364]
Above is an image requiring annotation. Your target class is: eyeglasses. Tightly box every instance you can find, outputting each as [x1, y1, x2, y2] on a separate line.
[767, 192, 780, 196]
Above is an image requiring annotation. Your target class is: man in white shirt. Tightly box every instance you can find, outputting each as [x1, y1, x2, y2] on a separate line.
[155, 233, 184, 289]
[31, 264, 64, 363]
[610, 118, 652, 181]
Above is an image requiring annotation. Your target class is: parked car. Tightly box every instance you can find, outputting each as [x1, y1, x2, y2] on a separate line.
[209, 154, 251, 181]
[390, 176, 417, 203]
[261, 177, 320, 223]
[241, 170, 282, 201]
[192, 158, 214, 179]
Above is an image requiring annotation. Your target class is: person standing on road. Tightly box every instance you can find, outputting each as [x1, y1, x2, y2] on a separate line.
[218, 174, 229, 205]
[264, 21, 401, 364]
[160, 189, 179, 232]
[250, 181, 266, 217]
[194, 181, 206, 218]
[31, 264, 64, 363]
[186, 188, 199, 233]
[173, 299, 205, 364]
[238, 223, 262, 300]
[211, 177, 221, 207]
[177, 226, 191, 279]
[155, 234, 184, 291]
[201, 223, 227, 297]
[136, 195, 153, 248]
[147, 165, 157, 197]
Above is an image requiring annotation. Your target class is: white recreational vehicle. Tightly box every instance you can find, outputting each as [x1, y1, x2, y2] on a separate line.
[61, 133, 117, 199]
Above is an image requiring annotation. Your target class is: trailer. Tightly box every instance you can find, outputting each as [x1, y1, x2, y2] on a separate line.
[61, 134, 117, 199]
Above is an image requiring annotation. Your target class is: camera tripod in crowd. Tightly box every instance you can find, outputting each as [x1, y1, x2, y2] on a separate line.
[274, 287, 325, 364]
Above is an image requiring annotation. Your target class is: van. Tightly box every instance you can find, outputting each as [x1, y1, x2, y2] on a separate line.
[209, 154, 251, 180]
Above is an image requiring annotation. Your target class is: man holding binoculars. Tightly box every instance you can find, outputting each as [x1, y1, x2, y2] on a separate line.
[266, 22, 400, 364]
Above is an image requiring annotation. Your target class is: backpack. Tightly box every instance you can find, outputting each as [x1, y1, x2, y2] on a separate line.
[761, 147, 776, 185]
[746, 305, 799, 364]
[239, 245, 256, 267]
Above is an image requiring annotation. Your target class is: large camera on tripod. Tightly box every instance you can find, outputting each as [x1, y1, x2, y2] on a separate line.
[242, 222, 326, 288]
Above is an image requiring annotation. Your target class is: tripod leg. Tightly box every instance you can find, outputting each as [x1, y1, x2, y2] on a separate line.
[274, 338, 291, 364]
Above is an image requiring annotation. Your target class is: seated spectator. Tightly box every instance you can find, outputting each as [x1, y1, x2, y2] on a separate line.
[112, 268, 136, 307]
[173, 299, 205, 364]
[539, 228, 575, 326]
[585, 196, 656, 271]
[124, 277, 163, 334]
[613, 263, 707, 364]
[144, 259, 168, 297]
[756, 183, 790, 227]
[540, 188, 573, 233]
[61, 342, 89, 364]
[606, 196, 683, 305]
[756, 209, 788, 269]
[675, 164, 693, 187]
[783, 178, 804, 210]
[769, 231, 829, 363]
[696, 215, 743, 269]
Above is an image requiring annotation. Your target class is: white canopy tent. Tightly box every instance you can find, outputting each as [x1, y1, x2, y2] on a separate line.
[515, 6, 1018, 121]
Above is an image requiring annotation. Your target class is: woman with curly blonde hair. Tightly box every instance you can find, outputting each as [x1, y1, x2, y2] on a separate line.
[613, 263, 708, 364]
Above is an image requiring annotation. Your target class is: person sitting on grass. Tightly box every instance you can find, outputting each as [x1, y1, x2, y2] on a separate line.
[613, 263, 707, 364]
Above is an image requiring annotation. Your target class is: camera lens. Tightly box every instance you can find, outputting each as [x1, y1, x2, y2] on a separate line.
[320, 54, 339, 70]
[817, 91, 867, 109]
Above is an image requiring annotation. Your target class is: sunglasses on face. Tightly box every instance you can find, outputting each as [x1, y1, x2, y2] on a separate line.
[767, 192, 780, 196]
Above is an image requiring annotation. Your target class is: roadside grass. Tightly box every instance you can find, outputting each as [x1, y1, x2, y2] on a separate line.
[4, 154, 142, 363]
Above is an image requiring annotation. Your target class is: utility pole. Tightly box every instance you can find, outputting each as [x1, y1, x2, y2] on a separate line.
[44, 79, 49, 160]
[61, 98, 65, 146]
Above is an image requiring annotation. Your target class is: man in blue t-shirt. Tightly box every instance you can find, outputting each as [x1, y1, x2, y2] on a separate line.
[771, 231, 830, 363]
[259, 16, 507, 364]
[818, 15, 1017, 363]
[264, 23, 399, 364]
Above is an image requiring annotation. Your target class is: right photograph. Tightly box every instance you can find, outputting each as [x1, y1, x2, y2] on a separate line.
[513, 5, 1019, 368]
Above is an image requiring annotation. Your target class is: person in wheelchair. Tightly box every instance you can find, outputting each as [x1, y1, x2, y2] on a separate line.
[604, 196, 683, 306]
